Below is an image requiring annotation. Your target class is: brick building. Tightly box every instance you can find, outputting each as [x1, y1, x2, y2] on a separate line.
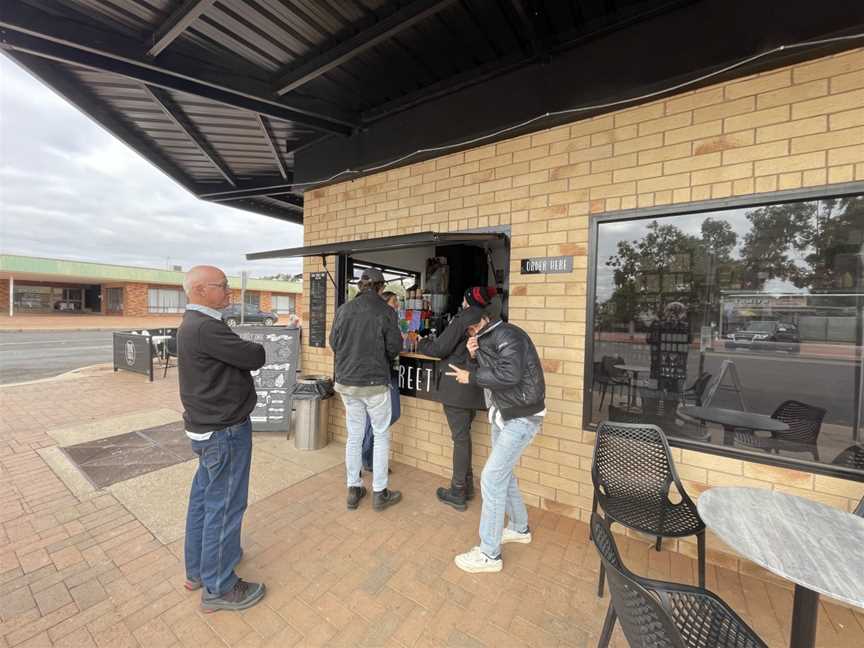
[291, 49, 864, 571]
[0, 255, 302, 319]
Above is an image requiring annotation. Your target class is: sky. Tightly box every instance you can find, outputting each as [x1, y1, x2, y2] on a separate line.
[0, 56, 304, 278]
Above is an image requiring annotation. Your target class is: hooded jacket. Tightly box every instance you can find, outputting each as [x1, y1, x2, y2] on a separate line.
[417, 306, 485, 409]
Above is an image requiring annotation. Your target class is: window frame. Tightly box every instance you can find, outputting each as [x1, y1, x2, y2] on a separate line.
[583, 181, 864, 483]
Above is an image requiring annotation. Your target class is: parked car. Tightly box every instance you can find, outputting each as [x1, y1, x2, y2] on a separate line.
[725, 320, 800, 353]
[221, 304, 278, 327]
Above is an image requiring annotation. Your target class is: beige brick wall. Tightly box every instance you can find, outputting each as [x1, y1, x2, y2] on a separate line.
[301, 49, 864, 571]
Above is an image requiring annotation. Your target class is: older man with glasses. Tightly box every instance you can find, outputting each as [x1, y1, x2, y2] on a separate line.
[178, 265, 267, 612]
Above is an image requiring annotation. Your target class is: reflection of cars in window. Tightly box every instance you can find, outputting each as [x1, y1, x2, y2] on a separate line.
[726, 320, 800, 353]
[220, 304, 279, 327]
[54, 301, 78, 311]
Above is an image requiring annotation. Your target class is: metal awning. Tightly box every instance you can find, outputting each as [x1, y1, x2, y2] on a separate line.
[246, 231, 505, 260]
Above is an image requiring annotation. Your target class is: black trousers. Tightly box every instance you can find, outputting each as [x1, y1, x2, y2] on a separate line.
[443, 405, 475, 488]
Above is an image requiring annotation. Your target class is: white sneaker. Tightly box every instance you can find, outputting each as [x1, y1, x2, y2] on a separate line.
[454, 546, 502, 573]
[502, 526, 532, 544]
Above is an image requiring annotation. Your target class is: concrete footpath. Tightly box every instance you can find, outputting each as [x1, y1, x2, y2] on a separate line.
[0, 369, 860, 647]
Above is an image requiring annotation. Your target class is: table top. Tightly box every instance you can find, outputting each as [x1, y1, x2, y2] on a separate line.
[613, 364, 651, 373]
[698, 487, 864, 608]
[679, 405, 789, 432]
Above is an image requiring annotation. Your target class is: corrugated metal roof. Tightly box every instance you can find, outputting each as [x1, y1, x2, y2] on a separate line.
[4, 0, 862, 223]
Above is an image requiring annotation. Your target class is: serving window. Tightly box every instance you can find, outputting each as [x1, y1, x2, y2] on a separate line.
[585, 190, 864, 481]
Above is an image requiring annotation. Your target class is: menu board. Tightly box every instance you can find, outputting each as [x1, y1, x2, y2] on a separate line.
[309, 271, 327, 348]
[238, 326, 301, 432]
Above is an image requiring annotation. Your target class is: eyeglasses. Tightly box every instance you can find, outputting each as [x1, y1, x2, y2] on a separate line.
[206, 282, 230, 291]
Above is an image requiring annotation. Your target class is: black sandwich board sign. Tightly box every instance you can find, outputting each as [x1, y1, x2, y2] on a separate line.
[237, 326, 302, 432]
[113, 332, 154, 381]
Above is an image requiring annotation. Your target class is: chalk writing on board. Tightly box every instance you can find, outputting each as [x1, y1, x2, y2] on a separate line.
[239, 326, 301, 432]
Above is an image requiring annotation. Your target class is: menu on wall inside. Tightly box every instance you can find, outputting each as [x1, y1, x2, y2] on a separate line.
[237, 326, 301, 432]
[309, 271, 327, 348]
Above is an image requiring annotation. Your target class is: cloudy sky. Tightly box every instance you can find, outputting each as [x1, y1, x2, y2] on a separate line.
[0, 56, 303, 278]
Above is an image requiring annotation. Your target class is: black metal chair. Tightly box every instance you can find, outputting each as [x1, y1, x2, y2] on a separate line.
[682, 372, 712, 406]
[734, 400, 826, 461]
[161, 336, 178, 378]
[832, 444, 864, 471]
[607, 404, 642, 423]
[596, 356, 629, 410]
[591, 514, 767, 648]
[591, 421, 706, 595]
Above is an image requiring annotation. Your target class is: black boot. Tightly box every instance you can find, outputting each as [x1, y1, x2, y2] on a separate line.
[436, 485, 467, 511]
[373, 488, 402, 511]
[347, 486, 367, 510]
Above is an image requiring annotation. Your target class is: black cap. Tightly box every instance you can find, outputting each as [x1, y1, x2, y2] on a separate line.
[361, 267, 385, 282]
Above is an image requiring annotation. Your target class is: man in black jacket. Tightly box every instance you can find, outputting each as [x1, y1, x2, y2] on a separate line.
[330, 267, 403, 511]
[418, 288, 491, 511]
[446, 308, 546, 573]
[179, 265, 267, 612]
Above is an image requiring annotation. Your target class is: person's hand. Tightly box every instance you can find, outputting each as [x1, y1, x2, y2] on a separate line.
[445, 364, 470, 384]
[466, 336, 479, 358]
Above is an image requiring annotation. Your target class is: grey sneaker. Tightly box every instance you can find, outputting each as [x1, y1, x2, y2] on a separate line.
[202, 579, 265, 613]
[373, 488, 402, 511]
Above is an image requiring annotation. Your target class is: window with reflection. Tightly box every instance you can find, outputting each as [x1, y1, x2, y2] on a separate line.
[587, 193, 864, 477]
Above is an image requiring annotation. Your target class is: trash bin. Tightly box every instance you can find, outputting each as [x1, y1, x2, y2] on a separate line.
[291, 376, 334, 450]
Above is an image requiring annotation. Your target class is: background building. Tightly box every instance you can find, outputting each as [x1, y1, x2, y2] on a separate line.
[0, 254, 302, 319]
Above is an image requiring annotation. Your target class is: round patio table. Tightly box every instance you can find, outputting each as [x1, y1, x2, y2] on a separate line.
[698, 487, 864, 648]
[613, 364, 650, 407]
[678, 405, 788, 445]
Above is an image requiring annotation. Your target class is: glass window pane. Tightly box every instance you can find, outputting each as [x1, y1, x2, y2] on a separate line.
[588, 193, 864, 477]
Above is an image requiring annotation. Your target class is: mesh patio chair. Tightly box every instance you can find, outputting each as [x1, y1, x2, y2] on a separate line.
[162, 337, 178, 378]
[734, 400, 826, 461]
[682, 372, 712, 406]
[832, 444, 864, 471]
[591, 421, 706, 595]
[597, 356, 629, 410]
[591, 514, 768, 648]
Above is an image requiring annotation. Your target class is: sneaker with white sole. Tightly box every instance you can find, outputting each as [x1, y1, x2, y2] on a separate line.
[502, 526, 532, 544]
[454, 546, 502, 573]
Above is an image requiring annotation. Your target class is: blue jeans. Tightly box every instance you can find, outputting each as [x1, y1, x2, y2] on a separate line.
[342, 390, 391, 492]
[479, 414, 542, 557]
[362, 376, 401, 469]
[184, 418, 252, 598]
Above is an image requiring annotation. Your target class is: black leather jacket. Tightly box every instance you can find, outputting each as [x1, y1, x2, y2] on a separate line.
[329, 290, 402, 387]
[469, 320, 545, 420]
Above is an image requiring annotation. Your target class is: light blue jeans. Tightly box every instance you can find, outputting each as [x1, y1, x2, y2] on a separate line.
[479, 414, 542, 557]
[341, 390, 392, 492]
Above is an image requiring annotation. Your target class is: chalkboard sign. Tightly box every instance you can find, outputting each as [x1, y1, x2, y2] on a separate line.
[112, 332, 154, 381]
[237, 326, 301, 432]
[309, 271, 327, 348]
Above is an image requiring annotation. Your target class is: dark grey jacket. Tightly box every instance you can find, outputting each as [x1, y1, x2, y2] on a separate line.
[329, 290, 402, 387]
[469, 320, 545, 420]
[417, 306, 485, 410]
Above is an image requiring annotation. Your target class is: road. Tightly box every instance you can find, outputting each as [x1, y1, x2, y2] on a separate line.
[594, 341, 862, 426]
[0, 331, 114, 384]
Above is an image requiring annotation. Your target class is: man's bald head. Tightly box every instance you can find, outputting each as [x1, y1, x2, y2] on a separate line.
[184, 265, 231, 309]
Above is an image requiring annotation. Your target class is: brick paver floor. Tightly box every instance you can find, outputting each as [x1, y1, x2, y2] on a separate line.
[2, 370, 863, 647]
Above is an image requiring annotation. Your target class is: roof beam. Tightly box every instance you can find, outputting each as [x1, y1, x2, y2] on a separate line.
[144, 85, 236, 186]
[272, 0, 458, 95]
[0, 3, 357, 134]
[215, 198, 303, 225]
[196, 179, 296, 201]
[146, 0, 215, 58]
[256, 115, 290, 180]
